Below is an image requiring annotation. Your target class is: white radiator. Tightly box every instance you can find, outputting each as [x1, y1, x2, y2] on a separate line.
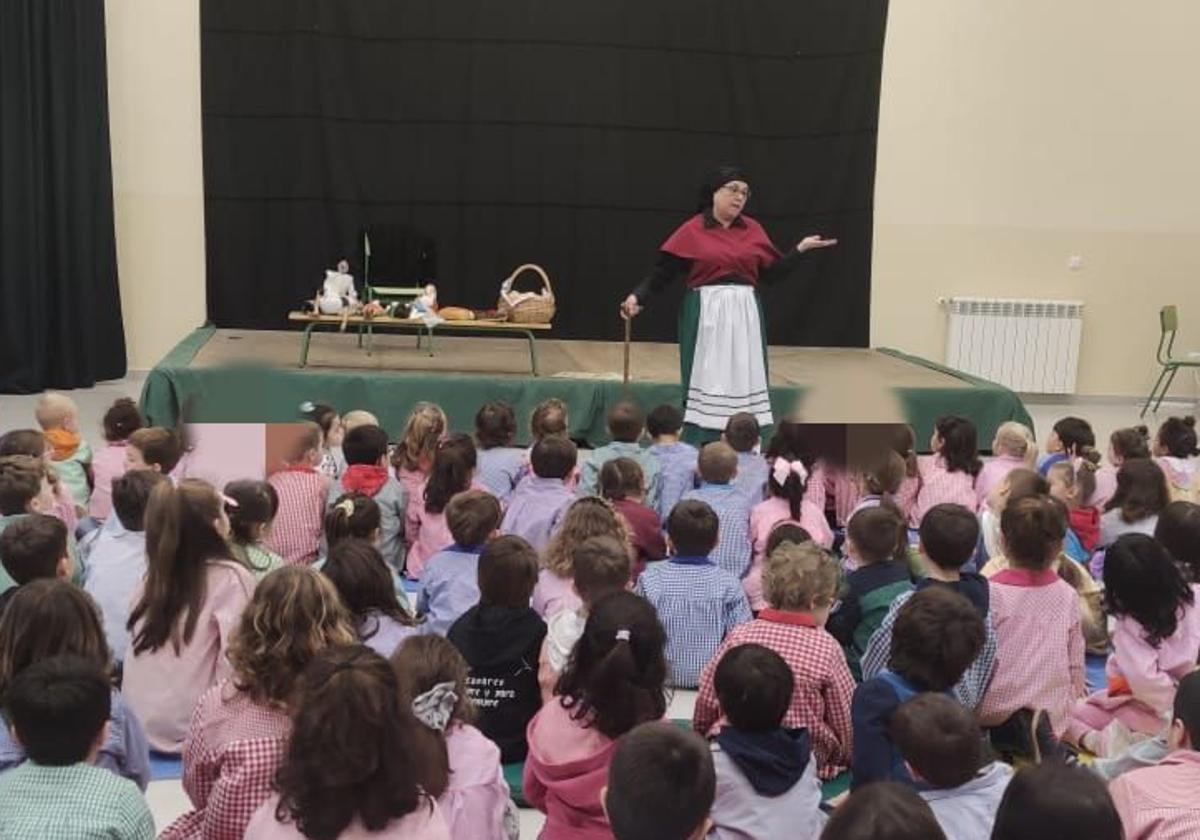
[943, 297, 1084, 394]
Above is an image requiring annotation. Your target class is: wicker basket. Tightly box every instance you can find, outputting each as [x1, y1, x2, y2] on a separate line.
[498, 264, 556, 324]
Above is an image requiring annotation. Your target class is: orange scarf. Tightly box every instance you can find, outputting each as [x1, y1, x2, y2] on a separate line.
[43, 427, 81, 461]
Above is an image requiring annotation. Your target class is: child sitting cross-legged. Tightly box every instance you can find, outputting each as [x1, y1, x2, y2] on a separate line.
[245, 645, 452, 839]
[222, 479, 285, 581]
[418, 490, 502, 636]
[474, 400, 525, 504]
[501, 435, 578, 556]
[708, 644, 826, 840]
[646, 403, 699, 521]
[604, 722, 715, 840]
[328, 423, 408, 573]
[578, 400, 660, 509]
[266, 421, 332, 566]
[323, 539, 422, 658]
[598, 457, 666, 581]
[539, 534, 632, 701]
[682, 442, 754, 580]
[693, 541, 854, 780]
[0, 580, 149, 788]
[891, 692, 1013, 840]
[851, 586, 985, 788]
[162, 566, 355, 840]
[392, 635, 515, 840]
[862, 503, 996, 712]
[36, 392, 93, 515]
[449, 535, 547, 764]
[826, 504, 913, 680]
[524, 591, 667, 840]
[634, 499, 751, 688]
[0, 656, 154, 840]
[533, 496, 631, 621]
[0, 513, 72, 617]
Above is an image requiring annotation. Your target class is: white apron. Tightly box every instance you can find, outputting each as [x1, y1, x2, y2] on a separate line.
[684, 284, 773, 430]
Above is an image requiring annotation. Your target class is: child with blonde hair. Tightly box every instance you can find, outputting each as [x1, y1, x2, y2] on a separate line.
[266, 421, 331, 566]
[976, 421, 1036, 508]
[341, 408, 379, 431]
[162, 566, 355, 839]
[35, 392, 92, 513]
[88, 397, 142, 522]
[694, 541, 854, 779]
[223, 479, 284, 580]
[122, 479, 257, 752]
[533, 496, 631, 620]
[393, 401, 449, 505]
[393, 635, 515, 840]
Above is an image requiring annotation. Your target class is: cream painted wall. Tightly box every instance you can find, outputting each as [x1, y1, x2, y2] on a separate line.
[105, 0, 206, 371]
[873, 1, 1200, 396]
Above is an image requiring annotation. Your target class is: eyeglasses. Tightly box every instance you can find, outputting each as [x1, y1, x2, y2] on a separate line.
[720, 184, 751, 199]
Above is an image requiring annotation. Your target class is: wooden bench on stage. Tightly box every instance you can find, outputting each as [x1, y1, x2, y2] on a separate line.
[287, 311, 552, 374]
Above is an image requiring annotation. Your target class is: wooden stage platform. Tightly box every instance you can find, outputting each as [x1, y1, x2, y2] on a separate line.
[138, 327, 1032, 447]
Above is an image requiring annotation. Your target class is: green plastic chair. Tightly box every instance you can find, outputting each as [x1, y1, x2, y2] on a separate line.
[1141, 305, 1200, 417]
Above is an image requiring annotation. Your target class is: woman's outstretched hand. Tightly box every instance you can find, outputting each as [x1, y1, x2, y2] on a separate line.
[621, 294, 642, 319]
[797, 235, 838, 253]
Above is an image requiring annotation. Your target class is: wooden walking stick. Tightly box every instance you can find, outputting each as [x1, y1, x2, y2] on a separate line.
[622, 314, 632, 389]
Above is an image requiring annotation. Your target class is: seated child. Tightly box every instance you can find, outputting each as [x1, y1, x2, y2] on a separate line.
[223, 479, 284, 580]
[0, 656, 154, 839]
[1048, 458, 1101, 558]
[709, 644, 826, 840]
[1157, 500, 1200, 581]
[88, 397, 142, 522]
[501, 435, 577, 555]
[990, 763, 1122, 840]
[634, 500, 751, 688]
[299, 400, 344, 478]
[0, 514, 71, 616]
[418, 490, 502, 636]
[1038, 416, 1097, 477]
[579, 400, 660, 508]
[36, 392, 92, 514]
[539, 534, 632, 701]
[975, 421, 1036, 509]
[329, 423, 407, 572]
[724, 412, 769, 509]
[0, 433, 78, 533]
[341, 408, 379, 432]
[1109, 670, 1200, 839]
[324, 539, 422, 657]
[891, 693, 1013, 840]
[123, 480, 256, 752]
[125, 426, 184, 475]
[474, 400, 525, 504]
[391, 401, 448, 511]
[449, 535, 547, 763]
[646, 403, 699, 521]
[265, 421, 331, 565]
[682, 442, 753, 579]
[598, 457, 666, 580]
[911, 415, 982, 527]
[863, 503, 996, 711]
[524, 591, 667, 840]
[605, 722, 715, 840]
[977, 496, 1087, 754]
[533, 496, 630, 620]
[1093, 426, 1151, 510]
[694, 542, 854, 780]
[1066, 534, 1200, 756]
[406, 433, 484, 579]
[820, 782, 946, 840]
[393, 635, 514, 840]
[0, 454, 60, 595]
[162, 567, 354, 840]
[826, 505, 913, 679]
[246, 645, 451, 838]
[324, 492, 382, 551]
[851, 587, 984, 788]
[0, 581, 150, 788]
[835, 450, 908, 530]
[1152, 415, 1199, 502]
[1099, 457, 1171, 547]
[84, 471, 165, 661]
[516, 397, 572, 490]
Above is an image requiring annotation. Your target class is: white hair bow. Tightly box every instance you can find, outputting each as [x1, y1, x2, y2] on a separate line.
[772, 458, 809, 487]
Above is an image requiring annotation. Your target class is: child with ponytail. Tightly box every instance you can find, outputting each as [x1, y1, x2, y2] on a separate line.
[88, 397, 143, 522]
[122, 479, 256, 752]
[1153, 416, 1199, 503]
[524, 591, 668, 840]
[324, 491, 382, 550]
[911, 415, 983, 527]
[976, 421, 1037, 509]
[1093, 426, 1153, 510]
[223, 480, 284, 580]
[406, 433, 486, 580]
[393, 635, 515, 840]
[392, 401, 448, 507]
[745, 429, 832, 612]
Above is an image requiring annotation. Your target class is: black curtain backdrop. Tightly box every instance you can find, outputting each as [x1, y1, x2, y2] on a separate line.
[0, 0, 125, 391]
[202, 0, 887, 347]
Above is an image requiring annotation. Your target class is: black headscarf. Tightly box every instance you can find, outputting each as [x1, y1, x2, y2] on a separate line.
[696, 165, 749, 213]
